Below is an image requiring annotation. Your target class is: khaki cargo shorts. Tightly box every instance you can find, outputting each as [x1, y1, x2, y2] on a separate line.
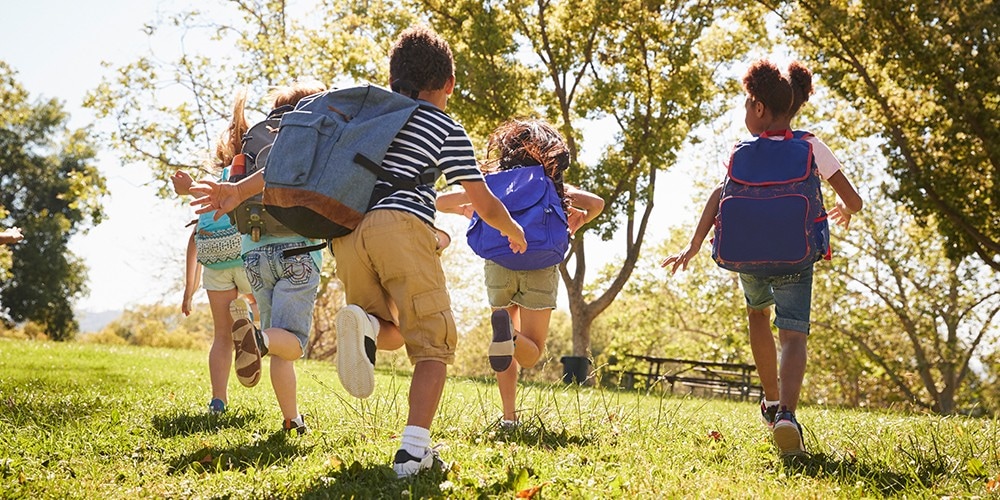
[330, 209, 457, 364]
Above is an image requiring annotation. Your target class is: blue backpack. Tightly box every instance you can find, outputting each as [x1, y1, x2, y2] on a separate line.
[711, 130, 830, 275]
[262, 85, 438, 239]
[466, 165, 570, 271]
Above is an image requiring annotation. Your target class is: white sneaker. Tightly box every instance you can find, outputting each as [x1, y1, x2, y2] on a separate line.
[392, 447, 444, 478]
[335, 305, 377, 398]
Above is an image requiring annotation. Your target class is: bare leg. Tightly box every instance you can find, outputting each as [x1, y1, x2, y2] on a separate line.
[497, 360, 519, 421]
[207, 288, 239, 404]
[777, 328, 807, 412]
[263, 328, 304, 421]
[747, 306, 779, 401]
[407, 360, 446, 429]
[511, 306, 551, 368]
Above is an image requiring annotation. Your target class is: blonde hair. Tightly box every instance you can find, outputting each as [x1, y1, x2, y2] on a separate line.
[212, 80, 327, 169]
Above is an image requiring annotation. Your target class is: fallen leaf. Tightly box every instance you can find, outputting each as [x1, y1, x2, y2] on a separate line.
[199, 454, 213, 464]
[516, 482, 549, 499]
[987, 473, 1000, 493]
[708, 430, 723, 441]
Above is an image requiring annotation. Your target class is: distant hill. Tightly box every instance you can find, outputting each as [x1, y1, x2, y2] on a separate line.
[76, 309, 121, 333]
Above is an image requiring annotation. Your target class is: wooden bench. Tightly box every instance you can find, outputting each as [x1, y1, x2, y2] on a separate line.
[608, 354, 763, 402]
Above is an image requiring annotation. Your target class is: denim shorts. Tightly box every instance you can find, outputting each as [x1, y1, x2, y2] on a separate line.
[243, 242, 321, 353]
[484, 261, 559, 310]
[739, 265, 813, 335]
[201, 264, 252, 295]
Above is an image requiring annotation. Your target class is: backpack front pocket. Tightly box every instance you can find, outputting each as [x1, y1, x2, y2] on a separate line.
[265, 111, 339, 187]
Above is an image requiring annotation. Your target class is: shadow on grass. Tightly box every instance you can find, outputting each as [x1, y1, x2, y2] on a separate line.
[151, 409, 258, 437]
[167, 430, 312, 474]
[480, 415, 595, 449]
[299, 460, 447, 499]
[782, 452, 938, 496]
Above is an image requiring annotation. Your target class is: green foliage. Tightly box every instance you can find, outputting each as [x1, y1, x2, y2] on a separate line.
[0, 339, 997, 498]
[763, 0, 1000, 270]
[88, 302, 213, 350]
[0, 62, 106, 340]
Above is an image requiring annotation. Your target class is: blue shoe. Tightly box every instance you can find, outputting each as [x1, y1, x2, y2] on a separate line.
[773, 409, 807, 457]
[208, 398, 226, 414]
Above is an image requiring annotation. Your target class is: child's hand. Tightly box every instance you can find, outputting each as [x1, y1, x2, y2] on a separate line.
[828, 200, 855, 230]
[190, 180, 243, 219]
[661, 244, 699, 274]
[0, 227, 24, 245]
[504, 222, 527, 254]
[171, 170, 195, 196]
[567, 207, 588, 234]
[181, 295, 193, 316]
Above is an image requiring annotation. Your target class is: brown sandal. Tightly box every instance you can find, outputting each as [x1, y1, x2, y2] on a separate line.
[233, 319, 262, 387]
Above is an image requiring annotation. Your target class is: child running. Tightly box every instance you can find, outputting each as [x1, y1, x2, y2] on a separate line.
[190, 81, 327, 434]
[437, 119, 604, 426]
[172, 165, 257, 415]
[661, 60, 862, 457]
[328, 25, 527, 478]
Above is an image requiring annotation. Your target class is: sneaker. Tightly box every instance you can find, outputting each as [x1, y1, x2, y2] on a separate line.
[499, 419, 520, 431]
[393, 447, 444, 479]
[233, 319, 266, 387]
[283, 414, 307, 435]
[760, 400, 779, 429]
[488, 309, 514, 372]
[230, 297, 253, 325]
[335, 305, 377, 398]
[208, 398, 227, 414]
[772, 410, 807, 457]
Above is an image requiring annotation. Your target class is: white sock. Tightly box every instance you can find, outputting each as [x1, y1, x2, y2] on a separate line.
[764, 399, 780, 408]
[289, 414, 304, 426]
[400, 425, 431, 457]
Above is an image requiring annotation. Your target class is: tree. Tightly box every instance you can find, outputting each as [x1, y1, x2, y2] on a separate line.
[0, 62, 107, 340]
[87, 1, 765, 356]
[816, 191, 999, 415]
[760, 0, 1000, 271]
[420, 0, 767, 356]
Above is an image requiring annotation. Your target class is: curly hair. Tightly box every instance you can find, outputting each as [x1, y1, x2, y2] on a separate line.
[786, 61, 814, 117]
[389, 25, 454, 98]
[741, 59, 793, 118]
[484, 119, 571, 210]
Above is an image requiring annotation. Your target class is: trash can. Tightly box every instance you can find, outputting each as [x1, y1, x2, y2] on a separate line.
[560, 356, 590, 384]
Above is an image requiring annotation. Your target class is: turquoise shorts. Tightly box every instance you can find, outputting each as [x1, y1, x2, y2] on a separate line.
[739, 265, 814, 335]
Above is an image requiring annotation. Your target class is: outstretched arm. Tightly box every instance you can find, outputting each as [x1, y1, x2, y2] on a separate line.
[0, 227, 24, 245]
[436, 189, 475, 219]
[661, 183, 722, 274]
[171, 170, 195, 196]
[460, 179, 527, 253]
[190, 170, 265, 220]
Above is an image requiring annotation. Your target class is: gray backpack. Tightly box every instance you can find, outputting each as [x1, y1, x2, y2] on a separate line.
[262, 84, 438, 239]
[228, 105, 298, 241]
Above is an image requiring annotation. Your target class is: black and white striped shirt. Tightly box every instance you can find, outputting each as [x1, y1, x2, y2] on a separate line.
[370, 104, 483, 225]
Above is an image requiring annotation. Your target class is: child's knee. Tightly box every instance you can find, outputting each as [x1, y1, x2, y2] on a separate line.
[747, 306, 771, 319]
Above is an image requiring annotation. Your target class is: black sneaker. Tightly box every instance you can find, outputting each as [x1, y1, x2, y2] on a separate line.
[760, 400, 779, 429]
[772, 409, 806, 457]
[392, 447, 445, 479]
[283, 415, 307, 435]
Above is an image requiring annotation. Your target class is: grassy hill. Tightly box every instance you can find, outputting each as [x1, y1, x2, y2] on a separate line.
[0, 338, 997, 498]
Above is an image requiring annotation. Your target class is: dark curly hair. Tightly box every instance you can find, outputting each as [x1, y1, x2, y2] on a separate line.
[389, 25, 454, 98]
[742, 59, 793, 118]
[484, 119, 571, 210]
[786, 61, 814, 117]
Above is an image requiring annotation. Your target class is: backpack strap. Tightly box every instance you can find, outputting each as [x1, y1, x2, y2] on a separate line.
[281, 241, 327, 258]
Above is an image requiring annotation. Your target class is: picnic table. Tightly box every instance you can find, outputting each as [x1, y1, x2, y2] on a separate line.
[611, 354, 763, 401]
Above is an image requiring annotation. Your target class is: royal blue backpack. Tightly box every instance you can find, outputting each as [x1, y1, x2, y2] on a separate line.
[466, 165, 570, 271]
[711, 130, 830, 275]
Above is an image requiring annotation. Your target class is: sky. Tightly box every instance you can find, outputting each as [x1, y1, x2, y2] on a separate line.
[1, 0, 709, 317]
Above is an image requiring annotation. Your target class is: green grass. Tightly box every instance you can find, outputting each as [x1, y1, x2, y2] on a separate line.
[0, 338, 997, 499]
